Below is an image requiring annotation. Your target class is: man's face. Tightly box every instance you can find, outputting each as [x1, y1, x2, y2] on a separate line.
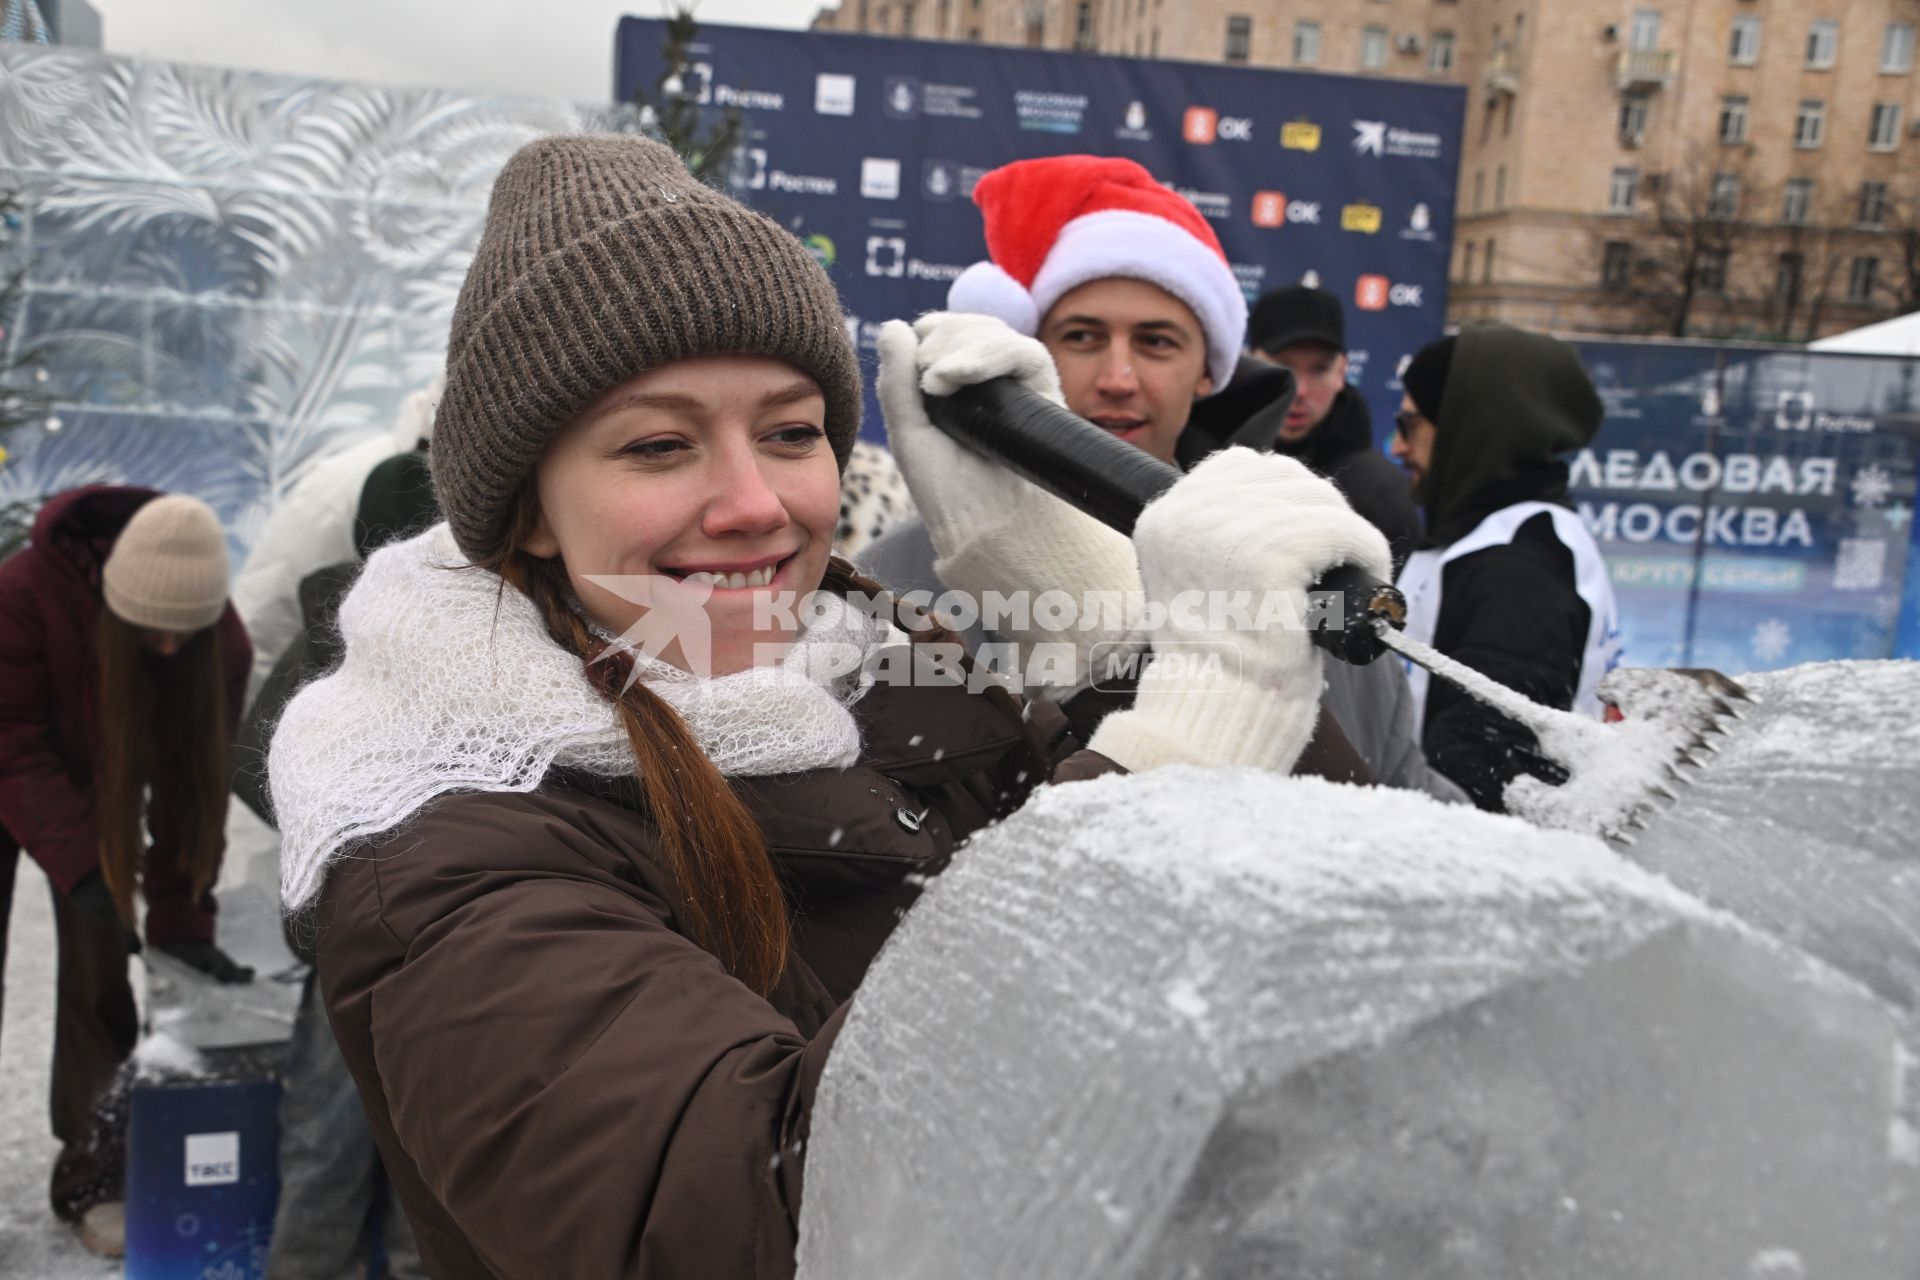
[1390, 394, 1438, 501]
[1261, 342, 1347, 443]
[1038, 277, 1213, 466]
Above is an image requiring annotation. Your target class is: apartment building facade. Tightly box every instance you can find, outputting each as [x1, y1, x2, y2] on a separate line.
[811, 0, 1920, 340]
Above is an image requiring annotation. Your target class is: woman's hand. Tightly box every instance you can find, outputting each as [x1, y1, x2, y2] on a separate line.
[1088, 448, 1392, 775]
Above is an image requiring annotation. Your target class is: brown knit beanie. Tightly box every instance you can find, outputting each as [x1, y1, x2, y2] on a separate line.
[101, 495, 230, 632]
[432, 134, 863, 561]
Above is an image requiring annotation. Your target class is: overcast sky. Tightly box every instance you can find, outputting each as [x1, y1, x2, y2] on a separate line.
[90, 0, 824, 102]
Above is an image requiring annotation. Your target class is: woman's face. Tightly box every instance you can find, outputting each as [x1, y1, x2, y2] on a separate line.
[526, 356, 841, 677]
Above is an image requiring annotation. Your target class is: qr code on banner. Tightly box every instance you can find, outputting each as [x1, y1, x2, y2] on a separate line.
[1834, 537, 1887, 591]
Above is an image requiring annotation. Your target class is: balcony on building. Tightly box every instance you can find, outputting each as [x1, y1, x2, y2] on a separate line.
[1483, 45, 1520, 96]
[1616, 47, 1676, 92]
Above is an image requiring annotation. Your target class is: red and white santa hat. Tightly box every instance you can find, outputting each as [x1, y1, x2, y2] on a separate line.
[947, 155, 1247, 390]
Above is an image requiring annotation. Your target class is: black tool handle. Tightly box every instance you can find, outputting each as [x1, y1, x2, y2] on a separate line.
[922, 378, 1405, 665]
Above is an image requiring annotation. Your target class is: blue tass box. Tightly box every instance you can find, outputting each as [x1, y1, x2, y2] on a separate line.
[125, 1044, 284, 1280]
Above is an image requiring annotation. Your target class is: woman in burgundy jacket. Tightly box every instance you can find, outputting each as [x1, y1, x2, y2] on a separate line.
[0, 484, 254, 1255]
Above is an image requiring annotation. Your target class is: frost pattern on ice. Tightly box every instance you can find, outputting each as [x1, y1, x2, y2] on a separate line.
[800, 768, 1917, 1279]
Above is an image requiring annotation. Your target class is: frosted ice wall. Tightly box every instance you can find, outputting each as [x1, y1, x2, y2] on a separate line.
[0, 45, 631, 561]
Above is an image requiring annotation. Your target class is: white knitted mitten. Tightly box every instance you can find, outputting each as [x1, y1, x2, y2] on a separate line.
[878, 313, 1146, 693]
[1088, 448, 1394, 775]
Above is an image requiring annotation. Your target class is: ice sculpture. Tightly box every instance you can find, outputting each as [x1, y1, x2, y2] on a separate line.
[798, 768, 1917, 1279]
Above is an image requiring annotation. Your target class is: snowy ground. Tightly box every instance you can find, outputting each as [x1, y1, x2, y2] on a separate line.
[3, 805, 289, 1280]
[1, 865, 124, 1280]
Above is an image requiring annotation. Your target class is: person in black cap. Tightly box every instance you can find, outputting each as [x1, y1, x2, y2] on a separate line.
[1246, 283, 1420, 572]
[1390, 326, 1623, 813]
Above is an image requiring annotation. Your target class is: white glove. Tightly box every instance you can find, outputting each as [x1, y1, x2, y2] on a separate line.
[1087, 448, 1394, 775]
[877, 312, 1146, 694]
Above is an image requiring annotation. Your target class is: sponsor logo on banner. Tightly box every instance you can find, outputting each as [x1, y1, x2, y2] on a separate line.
[921, 159, 990, 201]
[860, 157, 901, 199]
[685, 63, 785, 112]
[1116, 99, 1153, 141]
[1251, 193, 1320, 226]
[1341, 202, 1383, 234]
[1172, 185, 1232, 221]
[1231, 262, 1268, 302]
[843, 314, 883, 350]
[865, 235, 905, 277]
[1774, 390, 1874, 433]
[1351, 119, 1444, 159]
[1345, 348, 1370, 383]
[743, 148, 836, 195]
[862, 235, 965, 281]
[1354, 274, 1390, 310]
[1183, 107, 1252, 143]
[885, 77, 918, 117]
[1400, 202, 1437, 242]
[804, 234, 836, 270]
[1015, 90, 1088, 133]
[815, 73, 856, 116]
[884, 76, 985, 120]
[185, 1132, 240, 1187]
[1281, 120, 1322, 151]
[1300, 269, 1322, 289]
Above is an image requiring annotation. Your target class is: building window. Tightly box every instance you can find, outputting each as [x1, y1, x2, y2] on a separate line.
[901, 1, 917, 33]
[1503, 95, 1515, 136]
[1782, 178, 1814, 225]
[1293, 19, 1320, 64]
[1481, 95, 1498, 142]
[1619, 91, 1651, 140]
[1429, 30, 1456, 72]
[1710, 172, 1740, 219]
[1806, 19, 1838, 69]
[1602, 240, 1632, 290]
[1225, 14, 1251, 61]
[1719, 94, 1749, 144]
[1776, 252, 1804, 301]
[1361, 24, 1388, 69]
[1609, 166, 1638, 212]
[1794, 99, 1826, 148]
[1730, 14, 1761, 65]
[1859, 180, 1889, 226]
[1869, 102, 1902, 150]
[1073, 1, 1093, 50]
[1629, 8, 1661, 50]
[1848, 256, 1880, 303]
[1696, 247, 1729, 293]
[1484, 237, 1496, 282]
[1473, 169, 1485, 212]
[1495, 164, 1507, 207]
[1883, 23, 1915, 73]
[1463, 241, 1477, 281]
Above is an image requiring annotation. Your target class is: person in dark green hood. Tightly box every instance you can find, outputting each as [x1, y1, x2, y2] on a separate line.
[1390, 325, 1623, 812]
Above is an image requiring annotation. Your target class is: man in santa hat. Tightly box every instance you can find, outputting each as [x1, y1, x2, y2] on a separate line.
[863, 154, 1462, 801]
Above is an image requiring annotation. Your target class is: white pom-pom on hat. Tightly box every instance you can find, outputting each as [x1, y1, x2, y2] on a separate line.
[947, 261, 1040, 335]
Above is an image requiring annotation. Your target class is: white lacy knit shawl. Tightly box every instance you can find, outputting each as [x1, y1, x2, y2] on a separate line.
[270, 523, 900, 911]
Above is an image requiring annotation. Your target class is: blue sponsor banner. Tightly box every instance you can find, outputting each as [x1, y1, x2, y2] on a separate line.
[1568, 341, 1919, 671]
[614, 18, 1465, 437]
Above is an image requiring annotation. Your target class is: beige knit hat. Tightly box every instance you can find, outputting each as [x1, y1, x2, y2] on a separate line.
[102, 495, 230, 632]
[432, 134, 863, 562]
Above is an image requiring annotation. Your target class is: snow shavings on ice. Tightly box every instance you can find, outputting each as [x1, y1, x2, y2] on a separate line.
[131, 1029, 207, 1080]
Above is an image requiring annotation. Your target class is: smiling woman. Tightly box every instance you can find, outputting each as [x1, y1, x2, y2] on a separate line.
[260, 134, 1129, 1280]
